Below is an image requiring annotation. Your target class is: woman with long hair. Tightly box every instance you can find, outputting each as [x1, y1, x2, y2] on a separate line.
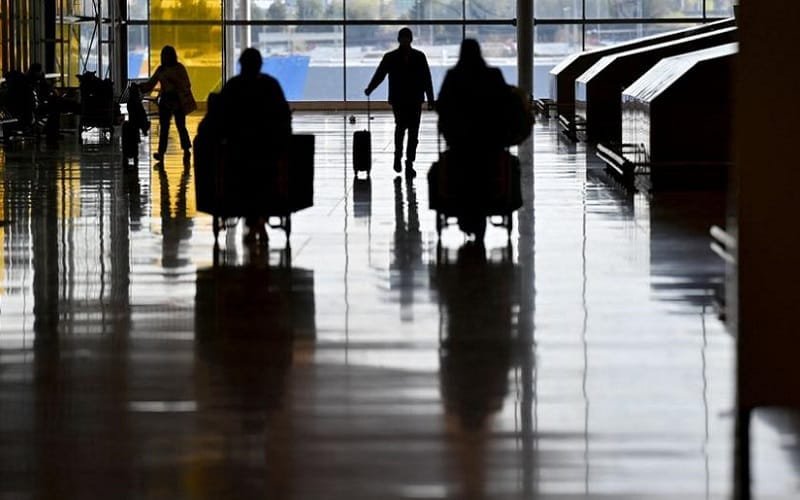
[436, 39, 509, 240]
[141, 45, 196, 162]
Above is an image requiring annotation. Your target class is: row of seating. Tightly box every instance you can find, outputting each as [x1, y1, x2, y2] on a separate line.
[0, 71, 119, 144]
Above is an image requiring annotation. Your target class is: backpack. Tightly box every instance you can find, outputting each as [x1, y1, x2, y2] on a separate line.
[503, 85, 534, 146]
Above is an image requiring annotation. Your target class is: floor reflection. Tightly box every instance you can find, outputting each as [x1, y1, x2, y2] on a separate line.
[432, 242, 518, 499]
[193, 247, 315, 497]
[5, 150, 137, 497]
[648, 191, 725, 309]
[352, 176, 372, 219]
[0, 116, 797, 498]
[158, 158, 194, 270]
[392, 177, 424, 321]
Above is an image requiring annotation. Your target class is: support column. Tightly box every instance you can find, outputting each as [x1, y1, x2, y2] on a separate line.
[44, 0, 55, 72]
[516, 0, 533, 98]
[113, 0, 127, 93]
[734, 0, 800, 497]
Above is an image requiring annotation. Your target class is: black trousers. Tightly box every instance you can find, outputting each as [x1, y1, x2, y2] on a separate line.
[392, 104, 422, 162]
[158, 105, 191, 154]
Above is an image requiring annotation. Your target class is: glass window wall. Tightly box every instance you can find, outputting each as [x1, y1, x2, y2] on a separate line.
[706, 0, 734, 17]
[583, 22, 696, 49]
[240, 0, 343, 21]
[149, 0, 222, 99]
[226, 25, 343, 101]
[464, 24, 517, 83]
[105, 0, 734, 102]
[536, 0, 583, 19]
[128, 0, 147, 21]
[344, 24, 462, 102]
[149, 24, 223, 98]
[128, 26, 149, 80]
[530, 0, 733, 98]
[466, 0, 515, 20]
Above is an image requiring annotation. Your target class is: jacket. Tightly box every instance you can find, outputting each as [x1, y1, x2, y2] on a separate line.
[366, 47, 434, 107]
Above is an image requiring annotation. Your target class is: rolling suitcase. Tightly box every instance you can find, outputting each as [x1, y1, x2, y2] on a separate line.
[352, 96, 371, 177]
[289, 134, 315, 212]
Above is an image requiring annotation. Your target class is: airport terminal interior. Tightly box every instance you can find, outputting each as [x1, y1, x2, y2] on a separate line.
[1, 1, 799, 498]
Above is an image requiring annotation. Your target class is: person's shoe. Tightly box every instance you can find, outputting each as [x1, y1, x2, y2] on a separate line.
[153, 152, 163, 162]
[404, 160, 416, 178]
[393, 157, 402, 173]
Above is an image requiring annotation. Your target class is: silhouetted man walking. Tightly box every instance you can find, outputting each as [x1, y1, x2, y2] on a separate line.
[365, 27, 434, 177]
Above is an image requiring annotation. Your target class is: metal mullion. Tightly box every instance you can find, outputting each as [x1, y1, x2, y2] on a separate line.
[59, 0, 64, 82]
[581, 0, 586, 51]
[462, 0, 466, 40]
[343, 0, 346, 103]
[146, 0, 149, 76]
[126, 19, 516, 27]
[220, 0, 225, 87]
[534, 17, 726, 25]
[8, 0, 15, 70]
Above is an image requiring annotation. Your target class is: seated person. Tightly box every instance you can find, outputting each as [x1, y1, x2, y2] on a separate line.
[2, 70, 36, 134]
[26, 63, 79, 142]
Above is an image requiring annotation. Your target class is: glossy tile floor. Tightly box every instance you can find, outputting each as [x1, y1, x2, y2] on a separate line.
[0, 113, 798, 499]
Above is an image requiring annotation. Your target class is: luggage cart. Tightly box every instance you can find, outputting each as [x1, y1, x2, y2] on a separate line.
[195, 134, 314, 245]
[433, 211, 515, 240]
[428, 144, 521, 240]
[77, 71, 119, 142]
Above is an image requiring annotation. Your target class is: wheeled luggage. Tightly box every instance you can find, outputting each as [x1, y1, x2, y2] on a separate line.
[194, 132, 315, 243]
[428, 143, 522, 239]
[352, 96, 371, 176]
[77, 71, 119, 141]
[288, 133, 314, 212]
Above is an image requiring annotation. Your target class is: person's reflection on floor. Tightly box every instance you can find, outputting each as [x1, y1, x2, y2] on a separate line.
[122, 164, 144, 232]
[157, 157, 193, 270]
[432, 241, 517, 499]
[194, 249, 315, 497]
[392, 177, 423, 321]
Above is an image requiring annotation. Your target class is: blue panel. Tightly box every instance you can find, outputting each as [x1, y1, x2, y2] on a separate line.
[128, 52, 145, 79]
[262, 55, 311, 101]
